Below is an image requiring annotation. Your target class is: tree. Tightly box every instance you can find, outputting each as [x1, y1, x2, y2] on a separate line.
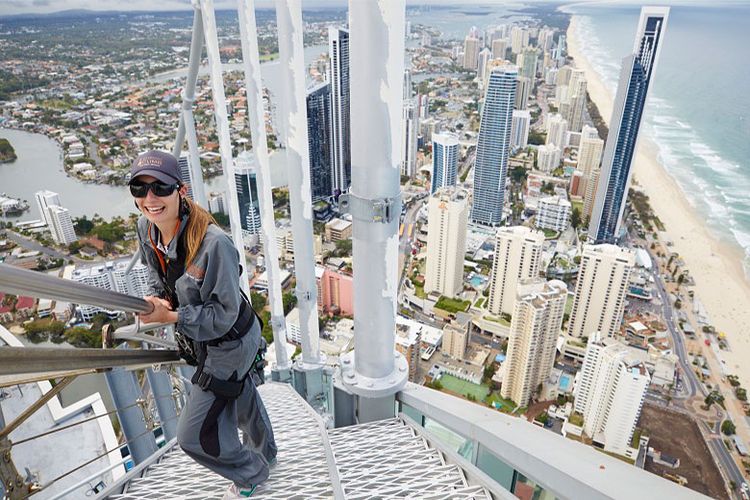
[334, 239, 352, 256]
[722, 419, 736, 436]
[211, 212, 230, 228]
[482, 364, 496, 384]
[510, 165, 528, 184]
[571, 207, 582, 229]
[282, 291, 297, 315]
[73, 216, 94, 235]
[250, 292, 267, 312]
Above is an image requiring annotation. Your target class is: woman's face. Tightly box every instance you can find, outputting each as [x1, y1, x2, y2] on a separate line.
[131, 174, 187, 225]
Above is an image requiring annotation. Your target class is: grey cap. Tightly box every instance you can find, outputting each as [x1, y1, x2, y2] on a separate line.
[130, 150, 181, 185]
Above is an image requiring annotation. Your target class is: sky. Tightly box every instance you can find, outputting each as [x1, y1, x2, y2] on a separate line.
[1, 0, 748, 17]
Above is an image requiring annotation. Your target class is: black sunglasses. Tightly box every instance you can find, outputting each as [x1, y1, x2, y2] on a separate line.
[129, 181, 180, 198]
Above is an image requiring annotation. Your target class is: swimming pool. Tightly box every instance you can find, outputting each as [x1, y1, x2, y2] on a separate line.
[559, 374, 572, 392]
[469, 275, 485, 287]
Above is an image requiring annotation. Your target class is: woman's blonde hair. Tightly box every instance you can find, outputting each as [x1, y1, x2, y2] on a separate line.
[183, 197, 217, 268]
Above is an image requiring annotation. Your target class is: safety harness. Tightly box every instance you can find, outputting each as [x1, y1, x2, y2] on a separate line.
[148, 221, 265, 398]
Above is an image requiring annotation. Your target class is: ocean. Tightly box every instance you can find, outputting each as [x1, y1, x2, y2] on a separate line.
[566, 3, 750, 265]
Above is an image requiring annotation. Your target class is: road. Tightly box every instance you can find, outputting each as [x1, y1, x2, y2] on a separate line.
[4, 229, 83, 263]
[398, 192, 425, 285]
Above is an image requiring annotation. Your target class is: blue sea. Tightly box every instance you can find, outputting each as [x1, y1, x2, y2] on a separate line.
[566, 3, 750, 264]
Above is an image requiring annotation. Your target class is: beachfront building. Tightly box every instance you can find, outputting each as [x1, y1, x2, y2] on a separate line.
[306, 81, 333, 202]
[425, 187, 469, 298]
[431, 132, 459, 193]
[511, 110, 531, 150]
[471, 65, 517, 226]
[329, 27, 351, 194]
[35, 190, 61, 227]
[574, 333, 650, 457]
[564, 70, 588, 133]
[589, 7, 670, 243]
[488, 226, 545, 317]
[47, 206, 77, 246]
[536, 195, 571, 232]
[501, 279, 567, 407]
[568, 244, 636, 339]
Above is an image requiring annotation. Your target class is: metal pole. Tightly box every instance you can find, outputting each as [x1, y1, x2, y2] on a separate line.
[275, 0, 321, 367]
[198, 0, 250, 295]
[340, 0, 408, 415]
[0, 263, 154, 315]
[104, 368, 158, 466]
[146, 369, 179, 442]
[237, 0, 290, 374]
[173, 7, 208, 208]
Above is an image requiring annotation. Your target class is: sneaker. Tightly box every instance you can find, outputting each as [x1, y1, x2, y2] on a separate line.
[222, 483, 257, 499]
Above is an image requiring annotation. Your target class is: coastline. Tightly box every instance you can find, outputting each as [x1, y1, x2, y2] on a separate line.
[567, 16, 750, 389]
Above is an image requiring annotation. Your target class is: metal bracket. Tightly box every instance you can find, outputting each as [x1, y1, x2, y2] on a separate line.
[339, 193, 399, 224]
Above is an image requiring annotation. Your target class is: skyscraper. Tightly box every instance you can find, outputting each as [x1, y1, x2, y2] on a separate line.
[47, 205, 77, 245]
[329, 27, 351, 194]
[510, 110, 531, 150]
[514, 76, 531, 110]
[177, 153, 194, 200]
[567, 244, 635, 339]
[510, 26, 528, 54]
[425, 187, 469, 298]
[574, 334, 650, 456]
[488, 226, 545, 317]
[403, 69, 412, 100]
[401, 99, 418, 179]
[233, 152, 261, 237]
[589, 7, 669, 243]
[501, 279, 567, 407]
[462, 36, 480, 71]
[306, 81, 333, 201]
[35, 190, 61, 227]
[471, 65, 517, 226]
[546, 113, 568, 149]
[565, 70, 587, 133]
[431, 132, 459, 193]
[491, 38, 507, 60]
[477, 48, 492, 81]
[442, 322, 468, 360]
[517, 47, 538, 80]
[578, 126, 604, 203]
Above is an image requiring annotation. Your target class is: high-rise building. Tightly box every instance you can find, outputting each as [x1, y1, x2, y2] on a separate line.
[537, 28, 555, 52]
[329, 27, 351, 194]
[431, 132, 459, 193]
[546, 113, 568, 149]
[442, 322, 468, 360]
[234, 152, 261, 237]
[488, 226, 545, 317]
[35, 190, 61, 227]
[177, 153, 194, 200]
[491, 38, 507, 60]
[510, 26, 528, 54]
[567, 244, 635, 339]
[501, 279, 567, 407]
[511, 110, 531, 150]
[306, 81, 333, 202]
[583, 169, 600, 221]
[403, 69, 412, 100]
[47, 206, 77, 245]
[536, 144, 561, 173]
[565, 70, 588, 133]
[401, 99, 419, 179]
[471, 65, 517, 226]
[574, 334, 650, 456]
[72, 260, 150, 321]
[207, 191, 227, 215]
[462, 36, 480, 71]
[514, 76, 531, 110]
[425, 187, 469, 298]
[477, 48, 492, 81]
[416, 93, 430, 120]
[589, 8, 669, 243]
[536, 195, 571, 232]
[517, 47, 538, 80]
[578, 126, 604, 199]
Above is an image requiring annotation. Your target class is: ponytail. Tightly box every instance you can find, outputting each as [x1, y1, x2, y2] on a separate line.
[183, 197, 217, 268]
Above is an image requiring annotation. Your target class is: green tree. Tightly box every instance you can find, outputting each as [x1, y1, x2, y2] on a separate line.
[334, 239, 352, 256]
[482, 364, 496, 384]
[282, 291, 297, 315]
[721, 419, 736, 436]
[250, 292, 267, 312]
[73, 216, 94, 235]
[571, 207, 582, 229]
[211, 212, 230, 227]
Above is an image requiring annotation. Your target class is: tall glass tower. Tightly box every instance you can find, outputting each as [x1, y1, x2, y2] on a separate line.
[306, 81, 333, 202]
[471, 65, 517, 226]
[431, 132, 459, 193]
[589, 7, 669, 243]
[234, 152, 261, 237]
[329, 27, 351, 195]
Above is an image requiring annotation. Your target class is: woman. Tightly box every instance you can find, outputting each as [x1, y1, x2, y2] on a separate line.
[131, 150, 275, 498]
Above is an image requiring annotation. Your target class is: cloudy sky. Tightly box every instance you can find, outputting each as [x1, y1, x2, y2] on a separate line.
[1, 0, 746, 17]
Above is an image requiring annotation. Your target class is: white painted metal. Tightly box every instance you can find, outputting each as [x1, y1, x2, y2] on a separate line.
[198, 0, 250, 295]
[237, 0, 289, 371]
[172, 8, 207, 208]
[340, 0, 408, 400]
[274, 0, 321, 366]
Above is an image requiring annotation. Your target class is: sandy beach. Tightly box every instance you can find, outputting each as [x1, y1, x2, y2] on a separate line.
[567, 16, 750, 389]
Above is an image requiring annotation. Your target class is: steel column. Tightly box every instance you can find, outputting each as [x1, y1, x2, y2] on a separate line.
[146, 369, 179, 442]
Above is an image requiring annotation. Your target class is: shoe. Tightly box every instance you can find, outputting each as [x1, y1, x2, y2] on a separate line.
[222, 483, 257, 499]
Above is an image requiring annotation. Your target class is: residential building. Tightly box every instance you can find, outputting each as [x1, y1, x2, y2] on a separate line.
[207, 191, 227, 215]
[536, 144, 561, 173]
[177, 153, 194, 200]
[514, 76, 531, 110]
[425, 187, 469, 298]
[546, 113, 568, 149]
[478, 48, 492, 82]
[501, 279, 567, 407]
[442, 322, 468, 360]
[395, 323, 421, 382]
[431, 132, 459, 193]
[329, 27, 351, 194]
[517, 47, 538, 80]
[575, 334, 650, 457]
[510, 110, 530, 150]
[35, 190, 61, 227]
[471, 65, 517, 226]
[565, 71, 587, 133]
[234, 152, 261, 237]
[463, 36, 480, 71]
[306, 81, 333, 202]
[488, 226, 545, 317]
[319, 266, 354, 316]
[510, 26, 528, 54]
[568, 244, 635, 339]
[589, 8, 669, 243]
[491, 38, 507, 59]
[401, 99, 419, 178]
[47, 206, 77, 245]
[324, 218, 352, 242]
[536, 195, 571, 232]
[71, 260, 150, 321]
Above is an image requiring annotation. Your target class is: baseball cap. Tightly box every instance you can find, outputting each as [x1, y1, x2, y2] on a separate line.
[130, 150, 181, 185]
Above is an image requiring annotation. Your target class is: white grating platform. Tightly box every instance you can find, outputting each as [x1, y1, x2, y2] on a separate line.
[328, 418, 492, 500]
[109, 383, 336, 499]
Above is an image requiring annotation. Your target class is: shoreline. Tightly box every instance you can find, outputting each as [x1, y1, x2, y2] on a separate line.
[567, 16, 750, 389]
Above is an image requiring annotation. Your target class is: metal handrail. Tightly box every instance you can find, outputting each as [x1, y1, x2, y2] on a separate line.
[0, 263, 154, 314]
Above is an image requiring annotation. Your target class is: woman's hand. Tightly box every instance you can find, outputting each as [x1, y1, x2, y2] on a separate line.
[140, 296, 178, 324]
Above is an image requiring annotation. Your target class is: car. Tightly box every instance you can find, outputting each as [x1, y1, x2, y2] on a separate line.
[741, 482, 749, 493]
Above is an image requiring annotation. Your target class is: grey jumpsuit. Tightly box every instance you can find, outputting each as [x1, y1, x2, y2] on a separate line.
[137, 216, 276, 488]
